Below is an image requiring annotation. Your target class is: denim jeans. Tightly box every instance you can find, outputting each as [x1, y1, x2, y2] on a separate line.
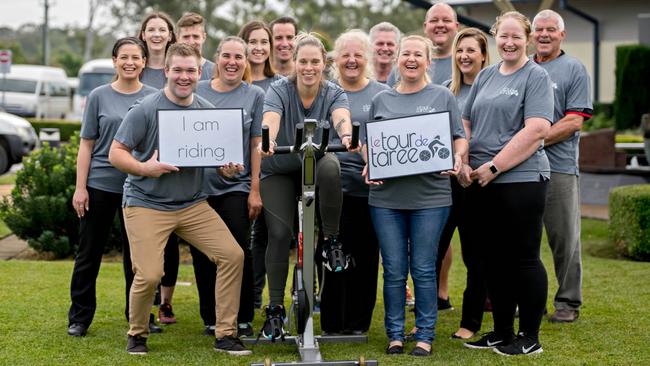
[370, 206, 450, 344]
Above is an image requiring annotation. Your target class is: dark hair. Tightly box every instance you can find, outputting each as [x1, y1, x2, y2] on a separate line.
[165, 43, 201, 68]
[176, 12, 204, 30]
[112, 36, 148, 59]
[269, 16, 298, 35]
[238, 20, 276, 78]
[138, 11, 177, 53]
[111, 37, 148, 82]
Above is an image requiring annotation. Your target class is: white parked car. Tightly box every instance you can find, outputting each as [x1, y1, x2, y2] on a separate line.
[0, 111, 39, 173]
[71, 59, 115, 120]
[0, 65, 70, 119]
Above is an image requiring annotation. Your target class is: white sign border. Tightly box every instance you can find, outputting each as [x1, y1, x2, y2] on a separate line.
[365, 111, 455, 181]
[157, 108, 245, 168]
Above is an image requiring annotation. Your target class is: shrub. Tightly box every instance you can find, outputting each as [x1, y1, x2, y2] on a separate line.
[609, 184, 650, 261]
[26, 119, 81, 142]
[582, 112, 614, 132]
[593, 102, 614, 119]
[0, 136, 80, 258]
[614, 45, 650, 130]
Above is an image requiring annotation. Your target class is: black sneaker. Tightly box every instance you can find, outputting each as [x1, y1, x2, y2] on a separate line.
[204, 325, 215, 336]
[260, 305, 286, 341]
[493, 333, 543, 356]
[464, 331, 510, 349]
[148, 314, 163, 334]
[67, 323, 87, 337]
[126, 335, 148, 355]
[214, 335, 253, 356]
[322, 235, 349, 272]
[438, 296, 454, 311]
[238, 322, 254, 337]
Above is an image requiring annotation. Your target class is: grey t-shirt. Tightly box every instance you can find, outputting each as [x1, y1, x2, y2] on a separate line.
[533, 52, 592, 175]
[140, 67, 166, 89]
[262, 78, 349, 177]
[200, 59, 215, 81]
[369, 84, 465, 209]
[114, 90, 214, 210]
[81, 84, 158, 193]
[387, 56, 452, 87]
[335, 80, 390, 197]
[462, 61, 554, 183]
[196, 81, 264, 195]
[252, 75, 283, 92]
[443, 79, 472, 113]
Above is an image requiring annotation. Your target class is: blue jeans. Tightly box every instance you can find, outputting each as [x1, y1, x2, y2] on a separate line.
[370, 206, 450, 344]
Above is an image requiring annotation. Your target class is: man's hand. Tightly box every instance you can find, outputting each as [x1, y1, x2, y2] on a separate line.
[140, 150, 179, 177]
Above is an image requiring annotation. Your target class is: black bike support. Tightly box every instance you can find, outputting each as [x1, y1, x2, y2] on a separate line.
[253, 121, 375, 366]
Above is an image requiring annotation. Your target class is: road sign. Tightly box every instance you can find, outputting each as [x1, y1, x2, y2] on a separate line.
[0, 50, 12, 74]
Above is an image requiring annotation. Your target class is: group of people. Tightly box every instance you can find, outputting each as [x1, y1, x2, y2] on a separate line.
[65, 0, 592, 358]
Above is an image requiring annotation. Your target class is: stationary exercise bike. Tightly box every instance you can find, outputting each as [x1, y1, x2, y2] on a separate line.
[248, 119, 377, 366]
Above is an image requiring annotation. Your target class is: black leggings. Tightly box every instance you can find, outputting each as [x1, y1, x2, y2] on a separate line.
[317, 194, 379, 333]
[261, 153, 342, 306]
[437, 179, 488, 332]
[464, 180, 548, 341]
[189, 192, 254, 325]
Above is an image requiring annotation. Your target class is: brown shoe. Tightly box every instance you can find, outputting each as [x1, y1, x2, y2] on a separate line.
[549, 309, 579, 323]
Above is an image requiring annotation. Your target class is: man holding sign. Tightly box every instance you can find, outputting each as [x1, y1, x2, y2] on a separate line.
[109, 43, 250, 356]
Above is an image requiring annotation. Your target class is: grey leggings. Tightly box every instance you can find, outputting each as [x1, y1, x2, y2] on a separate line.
[261, 153, 342, 306]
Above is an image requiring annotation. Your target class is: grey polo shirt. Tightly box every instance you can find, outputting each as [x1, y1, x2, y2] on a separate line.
[532, 52, 593, 175]
[114, 90, 214, 210]
[140, 67, 166, 89]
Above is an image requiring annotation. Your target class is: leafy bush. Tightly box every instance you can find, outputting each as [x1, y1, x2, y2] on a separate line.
[582, 112, 615, 132]
[26, 119, 81, 142]
[609, 184, 650, 261]
[614, 45, 650, 130]
[593, 102, 614, 119]
[0, 136, 80, 258]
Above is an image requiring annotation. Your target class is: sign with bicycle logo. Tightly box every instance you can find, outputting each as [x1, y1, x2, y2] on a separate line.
[365, 111, 454, 180]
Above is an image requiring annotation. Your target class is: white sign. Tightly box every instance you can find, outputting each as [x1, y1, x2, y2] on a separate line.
[0, 50, 11, 74]
[366, 112, 454, 180]
[157, 108, 244, 167]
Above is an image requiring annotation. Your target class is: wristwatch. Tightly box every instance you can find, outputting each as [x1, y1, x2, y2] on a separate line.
[488, 160, 499, 175]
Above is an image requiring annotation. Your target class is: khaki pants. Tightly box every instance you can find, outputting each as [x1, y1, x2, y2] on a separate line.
[124, 201, 243, 338]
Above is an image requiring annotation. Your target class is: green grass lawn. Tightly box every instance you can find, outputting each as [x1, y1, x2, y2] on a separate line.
[0, 219, 649, 365]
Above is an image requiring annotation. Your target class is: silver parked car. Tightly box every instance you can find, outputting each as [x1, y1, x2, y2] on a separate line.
[0, 111, 39, 173]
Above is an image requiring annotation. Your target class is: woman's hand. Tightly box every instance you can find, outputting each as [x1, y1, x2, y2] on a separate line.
[257, 140, 275, 158]
[72, 188, 89, 218]
[470, 161, 498, 187]
[441, 152, 463, 177]
[247, 189, 263, 220]
[342, 135, 360, 152]
[362, 164, 383, 186]
[218, 163, 244, 179]
[457, 164, 474, 188]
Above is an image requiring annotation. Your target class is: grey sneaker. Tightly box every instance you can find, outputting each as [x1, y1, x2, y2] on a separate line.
[126, 335, 148, 355]
[214, 335, 252, 356]
[549, 309, 579, 323]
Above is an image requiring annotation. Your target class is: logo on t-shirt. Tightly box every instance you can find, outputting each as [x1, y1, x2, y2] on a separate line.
[362, 104, 371, 112]
[416, 106, 436, 113]
[551, 82, 558, 90]
[498, 87, 519, 97]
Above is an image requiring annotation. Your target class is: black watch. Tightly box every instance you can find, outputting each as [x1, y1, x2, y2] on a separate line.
[488, 160, 499, 175]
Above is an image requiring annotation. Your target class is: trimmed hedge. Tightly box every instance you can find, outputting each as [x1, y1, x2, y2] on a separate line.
[614, 45, 650, 130]
[609, 184, 650, 261]
[26, 118, 81, 142]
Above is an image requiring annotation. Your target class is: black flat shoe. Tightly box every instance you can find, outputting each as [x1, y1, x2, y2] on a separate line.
[386, 343, 404, 354]
[149, 314, 163, 334]
[409, 345, 431, 356]
[67, 323, 87, 337]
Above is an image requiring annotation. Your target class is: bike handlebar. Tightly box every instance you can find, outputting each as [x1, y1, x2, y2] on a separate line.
[261, 122, 360, 154]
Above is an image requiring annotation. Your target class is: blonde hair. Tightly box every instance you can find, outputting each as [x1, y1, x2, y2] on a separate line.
[213, 36, 252, 84]
[491, 11, 532, 40]
[330, 29, 374, 81]
[395, 35, 433, 88]
[289, 32, 328, 84]
[449, 28, 490, 95]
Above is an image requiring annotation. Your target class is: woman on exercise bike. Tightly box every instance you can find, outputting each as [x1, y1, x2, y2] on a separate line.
[258, 32, 356, 340]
